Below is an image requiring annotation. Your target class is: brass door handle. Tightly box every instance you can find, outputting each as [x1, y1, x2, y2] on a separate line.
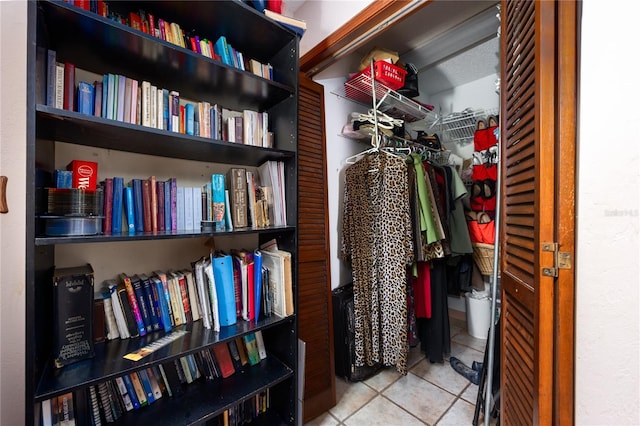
[0, 176, 8, 213]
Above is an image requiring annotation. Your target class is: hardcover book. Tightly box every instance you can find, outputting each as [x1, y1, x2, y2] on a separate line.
[211, 174, 226, 231]
[213, 253, 237, 326]
[227, 168, 248, 228]
[77, 81, 94, 115]
[243, 333, 261, 365]
[52, 264, 95, 368]
[119, 273, 146, 336]
[212, 343, 235, 378]
[63, 62, 76, 111]
[112, 177, 124, 234]
[131, 274, 153, 332]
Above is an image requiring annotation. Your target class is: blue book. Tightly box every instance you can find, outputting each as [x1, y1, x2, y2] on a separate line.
[152, 276, 172, 332]
[131, 274, 153, 333]
[185, 103, 194, 135]
[140, 274, 161, 331]
[213, 253, 236, 326]
[101, 74, 108, 119]
[132, 179, 144, 233]
[121, 374, 141, 410]
[137, 369, 156, 404]
[211, 174, 225, 231]
[77, 81, 94, 115]
[164, 180, 171, 232]
[214, 36, 232, 66]
[162, 89, 170, 130]
[112, 177, 124, 234]
[124, 186, 135, 233]
[253, 249, 263, 322]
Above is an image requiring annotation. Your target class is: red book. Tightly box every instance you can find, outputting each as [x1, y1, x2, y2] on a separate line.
[63, 62, 75, 111]
[156, 181, 165, 232]
[97, 1, 108, 17]
[189, 37, 198, 53]
[148, 175, 157, 233]
[177, 274, 191, 323]
[211, 344, 235, 378]
[148, 13, 156, 37]
[180, 105, 185, 134]
[103, 178, 113, 234]
[141, 179, 152, 232]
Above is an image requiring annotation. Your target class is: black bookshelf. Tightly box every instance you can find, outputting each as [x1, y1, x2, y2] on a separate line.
[27, 1, 299, 424]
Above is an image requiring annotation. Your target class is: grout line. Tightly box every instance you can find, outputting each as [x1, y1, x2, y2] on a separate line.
[380, 394, 429, 425]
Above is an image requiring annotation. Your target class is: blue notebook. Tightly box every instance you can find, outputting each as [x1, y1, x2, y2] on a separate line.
[253, 249, 263, 322]
[112, 177, 124, 234]
[213, 253, 237, 327]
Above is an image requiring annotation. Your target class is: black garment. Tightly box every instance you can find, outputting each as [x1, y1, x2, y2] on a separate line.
[417, 259, 451, 363]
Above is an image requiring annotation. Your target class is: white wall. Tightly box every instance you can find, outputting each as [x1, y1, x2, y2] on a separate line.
[291, 0, 372, 57]
[575, 2, 640, 424]
[0, 1, 27, 425]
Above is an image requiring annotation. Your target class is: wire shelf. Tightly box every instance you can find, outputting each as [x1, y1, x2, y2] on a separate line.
[437, 108, 499, 145]
[337, 73, 438, 123]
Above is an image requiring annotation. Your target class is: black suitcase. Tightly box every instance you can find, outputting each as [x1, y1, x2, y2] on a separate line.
[332, 283, 382, 381]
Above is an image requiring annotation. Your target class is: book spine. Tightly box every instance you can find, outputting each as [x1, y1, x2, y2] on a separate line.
[153, 277, 172, 332]
[124, 186, 135, 233]
[121, 374, 141, 410]
[102, 178, 113, 234]
[156, 181, 165, 232]
[137, 369, 156, 404]
[77, 81, 94, 115]
[176, 186, 185, 231]
[177, 274, 192, 323]
[114, 377, 134, 412]
[55, 63, 64, 109]
[149, 175, 158, 232]
[63, 62, 75, 111]
[116, 75, 126, 121]
[146, 367, 164, 400]
[211, 174, 226, 231]
[128, 372, 148, 407]
[141, 178, 152, 232]
[141, 276, 161, 331]
[101, 74, 108, 118]
[46, 49, 57, 107]
[132, 276, 153, 332]
[170, 178, 177, 231]
[94, 80, 103, 118]
[121, 274, 147, 336]
[112, 177, 124, 234]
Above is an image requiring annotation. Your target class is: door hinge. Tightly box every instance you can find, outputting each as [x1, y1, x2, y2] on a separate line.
[541, 242, 572, 277]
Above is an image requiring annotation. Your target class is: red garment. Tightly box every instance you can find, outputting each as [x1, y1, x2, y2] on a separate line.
[413, 262, 432, 318]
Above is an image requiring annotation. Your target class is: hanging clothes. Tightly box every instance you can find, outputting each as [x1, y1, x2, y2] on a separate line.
[341, 151, 414, 375]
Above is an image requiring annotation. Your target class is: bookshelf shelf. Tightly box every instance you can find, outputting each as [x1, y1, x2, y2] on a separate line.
[35, 316, 294, 401]
[27, 1, 299, 424]
[35, 225, 296, 246]
[36, 104, 296, 167]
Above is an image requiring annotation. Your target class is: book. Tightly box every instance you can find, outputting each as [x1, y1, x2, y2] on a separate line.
[131, 274, 153, 332]
[176, 271, 192, 323]
[213, 253, 237, 326]
[114, 377, 134, 412]
[131, 179, 144, 233]
[63, 62, 75, 111]
[235, 336, 249, 366]
[52, 264, 95, 368]
[46, 49, 57, 107]
[146, 367, 164, 401]
[227, 168, 248, 228]
[170, 178, 178, 231]
[227, 339, 243, 370]
[153, 270, 174, 327]
[148, 175, 158, 232]
[184, 184, 193, 230]
[243, 333, 261, 365]
[128, 372, 148, 407]
[156, 180, 165, 232]
[254, 330, 268, 360]
[112, 177, 124, 234]
[176, 186, 185, 230]
[152, 276, 172, 332]
[114, 280, 136, 339]
[211, 174, 226, 231]
[203, 256, 220, 332]
[105, 280, 127, 339]
[77, 81, 94, 115]
[212, 343, 235, 378]
[58, 392, 75, 426]
[164, 180, 172, 232]
[159, 362, 184, 397]
[183, 269, 201, 322]
[102, 178, 113, 234]
[87, 385, 102, 425]
[41, 398, 52, 426]
[253, 249, 263, 322]
[124, 186, 135, 233]
[264, 9, 307, 38]
[123, 77, 133, 123]
[167, 271, 185, 326]
[137, 368, 156, 404]
[141, 81, 151, 127]
[121, 374, 140, 410]
[119, 273, 147, 337]
[142, 178, 153, 232]
[130, 79, 139, 124]
[116, 75, 126, 121]
[101, 285, 119, 340]
[260, 249, 293, 317]
[140, 273, 161, 331]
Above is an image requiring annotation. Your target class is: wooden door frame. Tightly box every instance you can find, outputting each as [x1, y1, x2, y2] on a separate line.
[301, 1, 577, 422]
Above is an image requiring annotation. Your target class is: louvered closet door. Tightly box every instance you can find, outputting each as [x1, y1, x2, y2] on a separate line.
[500, 0, 577, 424]
[297, 74, 336, 422]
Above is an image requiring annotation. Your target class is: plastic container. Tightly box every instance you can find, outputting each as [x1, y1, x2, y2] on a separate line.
[465, 291, 491, 339]
[347, 60, 408, 91]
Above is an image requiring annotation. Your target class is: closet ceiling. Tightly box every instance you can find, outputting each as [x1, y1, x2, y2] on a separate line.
[314, 0, 500, 94]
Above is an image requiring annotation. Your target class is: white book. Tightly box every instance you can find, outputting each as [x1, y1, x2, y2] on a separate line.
[254, 330, 267, 360]
[130, 79, 139, 124]
[116, 75, 126, 122]
[156, 88, 164, 130]
[41, 399, 52, 426]
[183, 269, 201, 322]
[184, 186, 193, 230]
[177, 186, 185, 230]
[150, 85, 157, 128]
[204, 258, 220, 332]
[54, 63, 64, 109]
[194, 259, 211, 329]
[193, 187, 202, 230]
[141, 81, 151, 127]
[102, 293, 120, 340]
[114, 377, 134, 411]
[107, 280, 129, 339]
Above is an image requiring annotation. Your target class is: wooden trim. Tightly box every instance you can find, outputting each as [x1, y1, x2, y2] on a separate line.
[554, 1, 578, 424]
[300, 0, 429, 77]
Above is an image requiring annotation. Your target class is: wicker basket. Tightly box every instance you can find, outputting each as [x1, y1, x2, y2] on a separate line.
[472, 242, 495, 276]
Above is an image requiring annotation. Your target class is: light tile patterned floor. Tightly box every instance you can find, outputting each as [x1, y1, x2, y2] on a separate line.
[304, 320, 498, 426]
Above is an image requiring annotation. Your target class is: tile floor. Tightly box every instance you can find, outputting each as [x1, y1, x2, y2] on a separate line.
[304, 319, 497, 426]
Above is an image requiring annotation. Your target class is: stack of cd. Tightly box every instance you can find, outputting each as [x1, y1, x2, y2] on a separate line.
[39, 188, 104, 236]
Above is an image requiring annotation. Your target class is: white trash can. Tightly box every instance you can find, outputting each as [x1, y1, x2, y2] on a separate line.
[465, 291, 491, 339]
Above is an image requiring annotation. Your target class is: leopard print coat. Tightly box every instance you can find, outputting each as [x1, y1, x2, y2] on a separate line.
[341, 152, 414, 375]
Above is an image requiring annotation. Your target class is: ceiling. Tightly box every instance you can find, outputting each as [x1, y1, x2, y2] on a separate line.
[314, 1, 500, 94]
